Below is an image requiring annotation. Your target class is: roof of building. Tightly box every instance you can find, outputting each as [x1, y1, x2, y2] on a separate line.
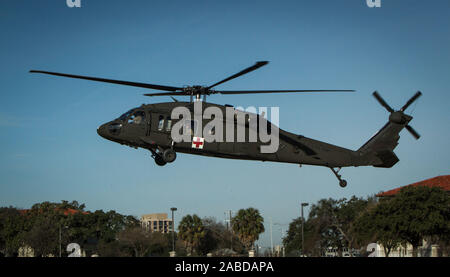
[141, 213, 169, 221]
[376, 175, 450, 197]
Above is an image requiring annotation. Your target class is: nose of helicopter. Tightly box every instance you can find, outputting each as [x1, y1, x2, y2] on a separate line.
[97, 123, 108, 139]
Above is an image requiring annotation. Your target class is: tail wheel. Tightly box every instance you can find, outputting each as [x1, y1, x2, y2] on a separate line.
[162, 149, 177, 163]
[339, 180, 347, 188]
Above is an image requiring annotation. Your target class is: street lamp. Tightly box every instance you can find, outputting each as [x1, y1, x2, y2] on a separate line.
[301, 202, 309, 257]
[59, 224, 68, 257]
[170, 207, 177, 255]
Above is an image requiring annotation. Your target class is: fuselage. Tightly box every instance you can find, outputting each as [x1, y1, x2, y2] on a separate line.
[97, 101, 360, 168]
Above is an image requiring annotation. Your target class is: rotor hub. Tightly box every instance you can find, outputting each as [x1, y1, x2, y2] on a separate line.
[389, 111, 408, 124]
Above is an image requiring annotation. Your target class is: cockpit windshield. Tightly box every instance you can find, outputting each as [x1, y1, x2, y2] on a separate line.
[118, 109, 134, 121]
[128, 110, 146, 124]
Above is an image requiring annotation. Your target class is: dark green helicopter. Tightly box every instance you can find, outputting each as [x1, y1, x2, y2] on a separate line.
[30, 61, 421, 187]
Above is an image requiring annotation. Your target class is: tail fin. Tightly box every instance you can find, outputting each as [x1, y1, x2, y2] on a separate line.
[358, 121, 403, 167]
[357, 91, 421, 168]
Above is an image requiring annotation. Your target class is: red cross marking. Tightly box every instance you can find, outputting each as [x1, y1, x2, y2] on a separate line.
[193, 137, 204, 148]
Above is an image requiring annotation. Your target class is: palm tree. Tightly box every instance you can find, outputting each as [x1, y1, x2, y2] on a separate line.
[231, 208, 265, 251]
[177, 214, 205, 255]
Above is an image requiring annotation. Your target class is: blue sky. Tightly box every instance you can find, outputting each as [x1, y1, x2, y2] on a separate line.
[1, 0, 449, 249]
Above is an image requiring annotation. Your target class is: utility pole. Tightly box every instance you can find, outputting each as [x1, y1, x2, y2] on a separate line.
[59, 224, 61, 257]
[301, 203, 309, 256]
[273, 222, 287, 257]
[224, 211, 229, 230]
[270, 217, 273, 256]
[229, 210, 233, 251]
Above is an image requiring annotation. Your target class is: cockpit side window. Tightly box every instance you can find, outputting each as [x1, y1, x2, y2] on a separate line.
[128, 111, 146, 124]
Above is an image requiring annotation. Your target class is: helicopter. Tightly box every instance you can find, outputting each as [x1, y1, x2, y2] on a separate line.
[29, 61, 421, 187]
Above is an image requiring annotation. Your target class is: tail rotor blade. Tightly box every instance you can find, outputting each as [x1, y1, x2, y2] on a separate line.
[405, 125, 420, 140]
[373, 91, 394, 113]
[401, 91, 422, 112]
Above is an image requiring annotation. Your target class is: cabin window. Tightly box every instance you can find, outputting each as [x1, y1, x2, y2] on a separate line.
[184, 120, 198, 135]
[208, 126, 215, 135]
[165, 117, 172, 132]
[158, 115, 164, 131]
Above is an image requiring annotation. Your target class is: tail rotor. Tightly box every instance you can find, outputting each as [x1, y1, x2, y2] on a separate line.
[372, 91, 422, 140]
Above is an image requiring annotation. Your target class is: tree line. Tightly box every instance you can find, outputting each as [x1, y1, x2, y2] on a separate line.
[283, 186, 450, 257]
[2, 186, 448, 257]
[0, 201, 265, 257]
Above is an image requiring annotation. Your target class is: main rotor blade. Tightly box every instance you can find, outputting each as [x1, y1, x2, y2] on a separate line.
[207, 61, 269, 90]
[29, 70, 181, 92]
[405, 125, 420, 139]
[216, 89, 355, 95]
[373, 91, 394, 113]
[143, 92, 186, 96]
[400, 91, 422, 112]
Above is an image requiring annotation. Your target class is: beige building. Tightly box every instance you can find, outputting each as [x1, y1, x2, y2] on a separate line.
[141, 213, 173, 234]
[372, 238, 440, 257]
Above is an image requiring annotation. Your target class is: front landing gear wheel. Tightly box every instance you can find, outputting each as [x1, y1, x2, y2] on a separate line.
[162, 149, 176, 163]
[339, 180, 347, 188]
[154, 155, 167, 166]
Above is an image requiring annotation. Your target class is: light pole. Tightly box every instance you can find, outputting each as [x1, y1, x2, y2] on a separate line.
[59, 224, 68, 257]
[59, 224, 61, 257]
[301, 202, 309, 256]
[270, 217, 273, 256]
[170, 207, 177, 255]
[273, 223, 287, 257]
[228, 210, 233, 251]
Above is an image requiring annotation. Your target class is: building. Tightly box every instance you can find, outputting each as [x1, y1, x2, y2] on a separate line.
[368, 241, 440, 257]
[141, 213, 173, 234]
[373, 175, 450, 257]
[376, 175, 450, 197]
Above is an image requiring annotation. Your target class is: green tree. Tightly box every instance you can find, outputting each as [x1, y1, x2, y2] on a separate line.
[231, 208, 265, 251]
[0, 201, 140, 257]
[336, 196, 376, 254]
[283, 196, 375, 256]
[389, 186, 450, 257]
[283, 217, 309, 256]
[198, 217, 245, 256]
[354, 199, 401, 257]
[307, 198, 345, 256]
[117, 227, 169, 257]
[24, 216, 60, 257]
[0, 207, 29, 256]
[178, 214, 206, 256]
